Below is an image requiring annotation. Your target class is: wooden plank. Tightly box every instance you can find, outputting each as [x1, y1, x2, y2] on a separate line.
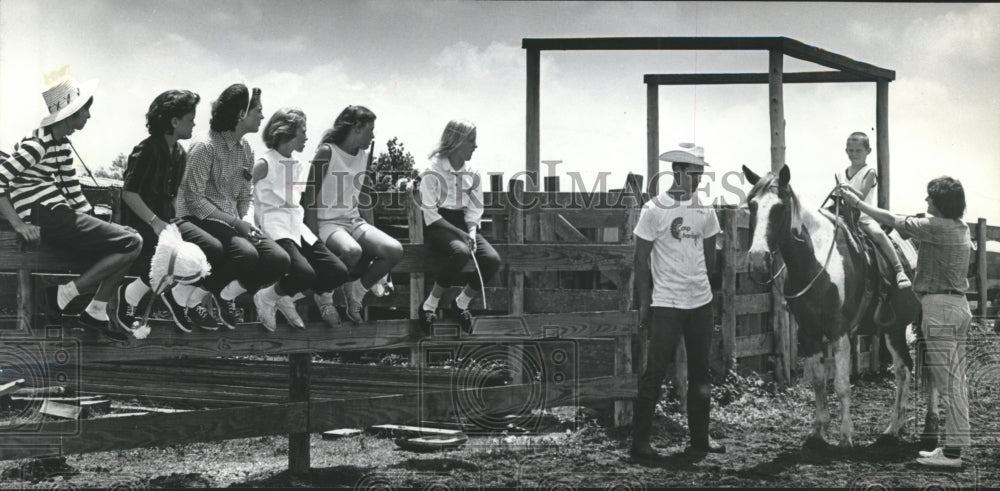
[643, 71, 878, 85]
[0, 379, 25, 397]
[877, 79, 890, 209]
[407, 188, 426, 368]
[719, 209, 739, 372]
[734, 293, 772, 315]
[550, 214, 588, 243]
[17, 269, 31, 332]
[10, 311, 638, 364]
[39, 399, 81, 419]
[365, 285, 622, 313]
[526, 47, 540, 191]
[508, 180, 525, 316]
[734, 332, 775, 358]
[977, 219, 988, 318]
[780, 37, 895, 81]
[547, 209, 629, 230]
[288, 353, 310, 475]
[647, 83, 659, 195]
[522, 36, 781, 51]
[769, 49, 786, 172]
[365, 424, 462, 438]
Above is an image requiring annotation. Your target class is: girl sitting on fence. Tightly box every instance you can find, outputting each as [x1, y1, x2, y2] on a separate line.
[251, 108, 350, 330]
[417, 119, 502, 335]
[304, 105, 403, 323]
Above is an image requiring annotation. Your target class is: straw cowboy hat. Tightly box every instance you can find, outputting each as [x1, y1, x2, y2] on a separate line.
[40, 77, 99, 127]
[659, 142, 710, 167]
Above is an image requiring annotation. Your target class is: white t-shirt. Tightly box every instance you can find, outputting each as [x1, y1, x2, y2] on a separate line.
[317, 143, 368, 221]
[253, 148, 318, 245]
[633, 192, 720, 309]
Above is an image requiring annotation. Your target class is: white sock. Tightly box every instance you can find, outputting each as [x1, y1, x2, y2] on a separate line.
[456, 290, 475, 310]
[85, 300, 109, 321]
[220, 280, 247, 301]
[171, 283, 196, 306]
[186, 287, 211, 308]
[314, 291, 334, 307]
[125, 279, 151, 307]
[422, 293, 441, 312]
[58, 281, 80, 310]
[292, 292, 306, 301]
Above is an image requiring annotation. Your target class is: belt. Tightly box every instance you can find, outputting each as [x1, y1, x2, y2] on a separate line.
[920, 290, 965, 296]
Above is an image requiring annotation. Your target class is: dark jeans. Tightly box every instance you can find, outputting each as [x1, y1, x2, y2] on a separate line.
[276, 238, 350, 296]
[635, 303, 714, 446]
[423, 209, 501, 290]
[36, 204, 142, 261]
[132, 218, 228, 288]
[183, 216, 290, 294]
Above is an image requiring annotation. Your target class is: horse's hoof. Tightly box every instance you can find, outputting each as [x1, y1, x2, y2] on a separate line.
[803, 435, 829, 451]
[872, 434, 900, 448]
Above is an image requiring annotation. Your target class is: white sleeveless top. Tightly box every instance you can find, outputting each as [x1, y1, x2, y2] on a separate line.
[253, 148, 318, 245]
[839, 164, 877, 206]
[317, 143, 368, 221]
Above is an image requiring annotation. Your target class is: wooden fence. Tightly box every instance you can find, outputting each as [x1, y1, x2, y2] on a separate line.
[1, 181, 996, 472]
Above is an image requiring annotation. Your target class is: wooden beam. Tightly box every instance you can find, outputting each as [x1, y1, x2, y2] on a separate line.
[769, 49, 786, 172]
[288, 353, 310, 475]
[9, 311, 639, 364]
[647, 83, 659, 195]
[526, 48, 540, 192]
[522, 37, 781, 51]
[977, 219, 989, 318]
[643, 71, 878, 85]
[780, 37, 895, 81]
[876, 79, 890, 209]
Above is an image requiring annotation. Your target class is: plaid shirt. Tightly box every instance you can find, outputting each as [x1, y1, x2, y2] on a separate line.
[176, 130, 254, 221]
[0, 128, 92, 221]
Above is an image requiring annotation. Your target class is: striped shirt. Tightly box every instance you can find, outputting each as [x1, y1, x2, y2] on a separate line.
[0, 128, 92, 221]
[175, 130, 254, 221]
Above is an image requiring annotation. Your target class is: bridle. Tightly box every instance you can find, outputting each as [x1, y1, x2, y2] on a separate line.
[747, 181, 844, 299]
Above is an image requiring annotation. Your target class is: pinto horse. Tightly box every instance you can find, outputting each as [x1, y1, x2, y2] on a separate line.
[742, 164, 921, 448]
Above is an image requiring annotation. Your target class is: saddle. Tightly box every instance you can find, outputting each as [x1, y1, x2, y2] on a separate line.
[830, 202, 920, 333]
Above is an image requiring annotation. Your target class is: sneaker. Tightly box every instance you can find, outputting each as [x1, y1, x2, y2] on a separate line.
[318, 303, 341, 328]
[213, 294, 240, 330]
[276, 296, 305, 329]
[916, 449, 962, 468]
[74, 312, 129, 342]
[896, 271, 912, 289]
[160, 290, 194, 333]
[448, 300, 474, 334]
[253, 290, 278, 332]
[344, 281, 366, 323]
[187, 303, 220, 331]
[419, 309, 436, 336]
[45, 284, 87, 315]
[111, 285, 140, 332]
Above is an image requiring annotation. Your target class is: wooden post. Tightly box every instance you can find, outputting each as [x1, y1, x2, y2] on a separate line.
[17, 268, 31, 332]
[539, 176, 560, 289]
[490, 173, 503, 193]
[719, 208, 739, 373]
[876, 79, 890, 209]
[768, 49, 786, 172]
[977, 218, 988, 318]
[614, 174, 640, 427]
[526, 48, 540, 193]
[614, 333, 633, 427]
[771, 255, 790, 386]
[288, 353, 310, 475]
[646, 83, 660, 195]
[407, 188, 426, 367]
[507, 180, 525, 316]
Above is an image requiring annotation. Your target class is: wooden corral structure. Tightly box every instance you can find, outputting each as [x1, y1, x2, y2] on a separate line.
[1, 179, 997, 473]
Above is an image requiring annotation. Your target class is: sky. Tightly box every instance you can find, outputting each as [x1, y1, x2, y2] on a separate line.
[1, 1, 998, 224]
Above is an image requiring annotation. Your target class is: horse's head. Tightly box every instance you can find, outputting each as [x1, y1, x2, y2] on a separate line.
[742, 164, 803, 274]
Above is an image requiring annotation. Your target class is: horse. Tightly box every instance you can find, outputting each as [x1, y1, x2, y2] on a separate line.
[741, 164, 924, 449]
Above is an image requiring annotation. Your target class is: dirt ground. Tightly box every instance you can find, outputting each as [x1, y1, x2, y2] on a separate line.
[2, 322, 998, 489]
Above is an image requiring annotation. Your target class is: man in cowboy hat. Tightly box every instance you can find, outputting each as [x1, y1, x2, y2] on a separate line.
[0, 77, 143, 341]
[630, 142, 726, 461]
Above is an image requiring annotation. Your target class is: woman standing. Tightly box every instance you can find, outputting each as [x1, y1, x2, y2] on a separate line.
[252, 107, 350, 330]
[417, 120, 501, 334]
